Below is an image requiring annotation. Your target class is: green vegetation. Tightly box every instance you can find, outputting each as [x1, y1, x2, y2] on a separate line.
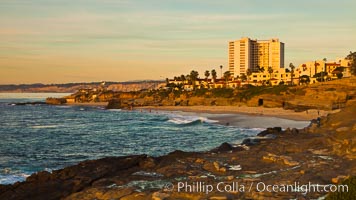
[210, 88, 234, 98]
[236, 85, 289, 101]
[190, 70, 199, 88]
[204, 70, 210, 81]
[141, 84, 292, 104]
[211, 69, 217, 82]
[223, 71, 232, 86]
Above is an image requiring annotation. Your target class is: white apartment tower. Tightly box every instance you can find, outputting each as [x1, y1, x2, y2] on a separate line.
[228, 37, 284, 76]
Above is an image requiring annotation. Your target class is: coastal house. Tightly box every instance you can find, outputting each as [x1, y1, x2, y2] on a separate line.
[295, 58, 351, 82]
[249, 71, 293, 86]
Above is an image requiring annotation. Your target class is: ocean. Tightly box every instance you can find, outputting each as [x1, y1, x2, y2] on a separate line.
[0, 93, 308, 185]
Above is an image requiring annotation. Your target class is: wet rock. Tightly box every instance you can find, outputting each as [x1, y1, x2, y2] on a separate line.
[212, 142, 233, 152]
[106, 99, 123, 109]
[241, 138, 260, 146]
[291, 128, 299, 134]
[46, 98, 67, 105]
[0, 155, 147, 200]
[139, 157, 156, 169]
[26, 171, 52, 182]
[257, 127, 282, 136]
[11, 101, 47, 106]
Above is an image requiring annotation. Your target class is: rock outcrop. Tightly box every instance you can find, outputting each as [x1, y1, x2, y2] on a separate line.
[46, 98, 67, 105]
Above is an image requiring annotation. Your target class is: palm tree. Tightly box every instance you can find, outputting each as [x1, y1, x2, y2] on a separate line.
[223, 71, 231, 88]
[323, 58, 327, 81]
[259, 66, 265, 73]
[314, 61, 319, 77]
[190, 70, 199, 89]
[211, 69, 217, 82]
[289, 63, 295, 85]
[246, 69, 252, 84]
[268, 66, 274, 85]
[204, 70, 210, 82]
[240, 74, 247, 82]
[186, 74, 191, 84]
[219, 65, 223, 78]
[180, 74, 186, 83]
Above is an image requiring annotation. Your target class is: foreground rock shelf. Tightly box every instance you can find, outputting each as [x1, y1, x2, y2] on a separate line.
[1, 102, 356, 200]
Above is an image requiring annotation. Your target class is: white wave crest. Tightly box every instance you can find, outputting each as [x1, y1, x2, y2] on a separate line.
[167, 114, 218, 125]
[0, 172, 30, 185]
[108, 109, 122, 111]
[31, 125, 58, 129]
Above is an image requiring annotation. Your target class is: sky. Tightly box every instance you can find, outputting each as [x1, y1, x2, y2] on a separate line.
[0, 0, 355, 84]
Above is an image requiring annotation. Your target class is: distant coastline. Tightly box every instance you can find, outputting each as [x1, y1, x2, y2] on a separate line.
[0, 80, 165, 93]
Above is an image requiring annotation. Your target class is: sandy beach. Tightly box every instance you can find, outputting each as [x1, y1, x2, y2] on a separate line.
[140, 105, 340, 121]
[62, 102, 339, 129]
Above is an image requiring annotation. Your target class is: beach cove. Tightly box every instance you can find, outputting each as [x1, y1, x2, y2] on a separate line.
[1, 94, 355, 199]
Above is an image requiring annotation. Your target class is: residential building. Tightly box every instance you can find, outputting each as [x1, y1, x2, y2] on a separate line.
[296, 58, 352, 81]
[249, 71, 294, 86]
[228, 37, 284, 77]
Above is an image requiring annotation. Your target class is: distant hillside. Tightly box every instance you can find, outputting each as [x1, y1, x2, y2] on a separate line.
[0, 81, 166, 93]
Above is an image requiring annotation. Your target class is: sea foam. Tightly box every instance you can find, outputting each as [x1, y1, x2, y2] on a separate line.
[167, 114, 218, 125]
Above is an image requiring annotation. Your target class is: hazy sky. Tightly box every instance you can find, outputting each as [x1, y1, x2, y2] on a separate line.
[1, 0, 355, 84]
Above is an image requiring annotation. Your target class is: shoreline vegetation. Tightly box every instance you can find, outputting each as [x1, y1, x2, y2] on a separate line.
[1, 78, 355, 199]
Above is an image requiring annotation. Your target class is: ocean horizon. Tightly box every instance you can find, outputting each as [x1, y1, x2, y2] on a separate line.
[0, 93, 309, 185]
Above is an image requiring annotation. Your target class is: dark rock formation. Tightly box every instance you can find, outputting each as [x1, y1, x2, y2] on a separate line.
[212, 142, 234, 152]
[106, 99, 122, 109]
[10, 101, 46, 106]
[257, 127, 282, 136]
[46, 98, 67, 105]
[0, 155, 148, 200]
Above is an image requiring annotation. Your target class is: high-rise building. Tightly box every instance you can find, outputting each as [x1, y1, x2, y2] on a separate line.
[228, 37, 284, 76]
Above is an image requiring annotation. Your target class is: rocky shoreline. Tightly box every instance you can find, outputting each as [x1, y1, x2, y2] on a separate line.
[1, 101, 355, 200]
